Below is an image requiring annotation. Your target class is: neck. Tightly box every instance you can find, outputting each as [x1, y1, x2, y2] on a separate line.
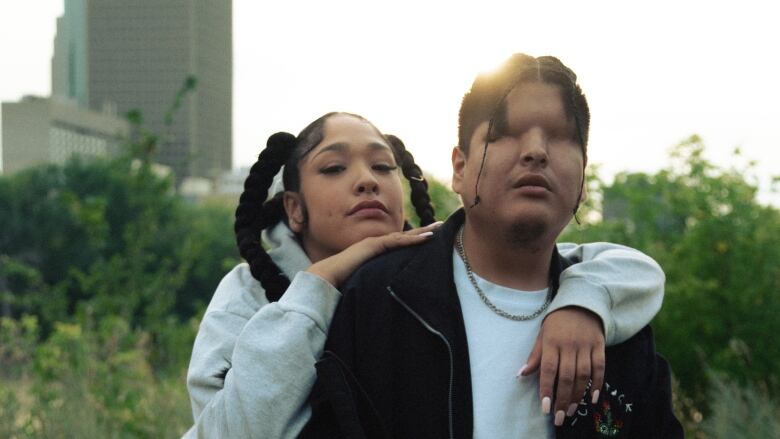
[300, 234, 333, 264]
[460, 219, 555, 291]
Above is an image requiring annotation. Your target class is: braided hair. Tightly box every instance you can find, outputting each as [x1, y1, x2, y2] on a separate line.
[456, 54, 590, 213]
[234, 132, 294, 301]
[386, 134, 436, 228]
[234, 112, 436, 302]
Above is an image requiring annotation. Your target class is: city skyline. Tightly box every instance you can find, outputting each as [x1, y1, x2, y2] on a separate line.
[1, 1, 778, 205]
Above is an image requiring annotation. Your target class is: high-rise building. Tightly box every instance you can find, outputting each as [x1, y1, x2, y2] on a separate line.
[52, 0, 232, 180]
[0, 95, 129, 174]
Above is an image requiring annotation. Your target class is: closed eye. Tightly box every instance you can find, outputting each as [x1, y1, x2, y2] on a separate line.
[320, 165, 346, 175]
[373, 163, 398, 173]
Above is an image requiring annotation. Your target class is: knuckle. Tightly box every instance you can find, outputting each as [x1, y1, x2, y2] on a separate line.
[557, 374, 574, 387]
[540, 362, 558, 375]
[554, 338, 575, 349]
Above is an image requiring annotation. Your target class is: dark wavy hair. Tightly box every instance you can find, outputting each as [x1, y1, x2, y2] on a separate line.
[234, 112, 436, 302]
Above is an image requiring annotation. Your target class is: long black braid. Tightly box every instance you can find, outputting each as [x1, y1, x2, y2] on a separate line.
[234, 132, 296, 302]
[385, 134, 436, 227]
[234, 113, 436, 303]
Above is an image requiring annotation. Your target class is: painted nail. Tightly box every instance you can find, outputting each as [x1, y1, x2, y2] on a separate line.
[567, 403, 578, 417]
[541, 396, 551, 414]
[555, 410, 565, 426]
[516, 364, 527, 378]
[591, 389, 600, 404]
[419, 231, 434, 237]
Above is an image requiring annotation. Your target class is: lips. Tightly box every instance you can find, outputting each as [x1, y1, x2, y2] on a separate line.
[347, 200, 389, 216]
[512, 174, 552, 191]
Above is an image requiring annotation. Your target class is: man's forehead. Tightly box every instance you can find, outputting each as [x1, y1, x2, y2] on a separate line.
[504, 82, 567, 116]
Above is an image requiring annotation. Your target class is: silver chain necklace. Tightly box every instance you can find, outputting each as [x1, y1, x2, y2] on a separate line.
[455, 225, 551, 321]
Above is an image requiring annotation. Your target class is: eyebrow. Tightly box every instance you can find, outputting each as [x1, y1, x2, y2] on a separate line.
[311, 141, 392, 159]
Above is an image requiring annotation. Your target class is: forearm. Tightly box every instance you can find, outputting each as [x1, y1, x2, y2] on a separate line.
[186, 272, 341, 438]
[552, 242, 665, 345]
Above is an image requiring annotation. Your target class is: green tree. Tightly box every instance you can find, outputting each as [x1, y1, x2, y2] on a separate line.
[562, 136, 780, 402]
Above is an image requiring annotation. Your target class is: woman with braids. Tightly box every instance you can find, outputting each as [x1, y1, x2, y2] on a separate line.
[184, 111, 669, 438]
[185, 112, 440, 439]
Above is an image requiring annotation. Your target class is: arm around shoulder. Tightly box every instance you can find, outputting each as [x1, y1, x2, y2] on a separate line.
[553, 242, 665, 345]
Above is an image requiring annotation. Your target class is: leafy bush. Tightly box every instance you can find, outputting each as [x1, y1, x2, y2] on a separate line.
[0, 316, 193, 438]
[562, 136, 780, 404]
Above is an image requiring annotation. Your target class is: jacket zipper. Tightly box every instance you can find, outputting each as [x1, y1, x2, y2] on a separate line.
[387, 286, 455, 439]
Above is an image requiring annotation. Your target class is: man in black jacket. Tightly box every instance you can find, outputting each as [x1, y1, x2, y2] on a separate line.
[304, 54, 683, 438]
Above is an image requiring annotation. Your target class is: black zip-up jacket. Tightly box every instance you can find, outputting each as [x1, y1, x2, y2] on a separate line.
[303, 210, 683, 438]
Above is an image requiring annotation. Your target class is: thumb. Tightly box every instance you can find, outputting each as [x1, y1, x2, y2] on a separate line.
[520, 331, 543, 377]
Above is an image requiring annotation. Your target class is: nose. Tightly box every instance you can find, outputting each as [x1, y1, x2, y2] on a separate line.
[519, 128, 548, 168]
[354, 165, 379, 194]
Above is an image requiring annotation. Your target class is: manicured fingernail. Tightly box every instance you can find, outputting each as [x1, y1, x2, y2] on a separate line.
[567, 403, 578, 417]
[541, 396, 551, 414]
[554, 410, 565, 426]
[591, 389, 600, 404]
[419, 231, 434, 237]
[516, 364, 527, 378]
[432, 221, 444, 227]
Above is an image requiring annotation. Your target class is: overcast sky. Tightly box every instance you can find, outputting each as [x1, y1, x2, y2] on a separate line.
[2, 0, 778, 205]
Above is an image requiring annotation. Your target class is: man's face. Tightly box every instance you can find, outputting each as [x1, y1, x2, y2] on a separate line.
[451, 81, 585, 244]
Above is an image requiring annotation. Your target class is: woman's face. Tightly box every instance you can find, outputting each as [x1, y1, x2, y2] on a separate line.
[284, 114, 405, 262]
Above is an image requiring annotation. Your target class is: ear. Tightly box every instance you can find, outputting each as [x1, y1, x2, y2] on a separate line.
[451, 146, 467, 195]
[579, 179, 589, 204]
[283, 192, 305, 233]
[578, 163, 588, 205]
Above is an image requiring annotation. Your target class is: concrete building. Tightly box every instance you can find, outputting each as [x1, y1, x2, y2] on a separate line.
[0, 95, 129, 174]
[51, 0, 232, 181]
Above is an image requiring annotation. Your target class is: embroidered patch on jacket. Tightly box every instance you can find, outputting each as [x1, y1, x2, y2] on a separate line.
[568, 381, 632, 437]
[593, 400, 623, 436]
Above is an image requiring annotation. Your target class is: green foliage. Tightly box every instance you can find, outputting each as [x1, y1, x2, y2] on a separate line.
[562, 136, 780, 404]
[0, 155, 238, 346]
[0, 75, 217, 436]
[699, 373, 780, 438]
[0, 315, 38, 380]
[0, 382, 21, 439]
[0, 315, 192, 438]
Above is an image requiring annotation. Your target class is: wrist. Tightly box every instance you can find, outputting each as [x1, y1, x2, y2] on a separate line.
[306, 261, 340, 286]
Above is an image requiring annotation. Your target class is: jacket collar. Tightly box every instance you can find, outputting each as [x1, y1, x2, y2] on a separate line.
[388, 208, 568, 322]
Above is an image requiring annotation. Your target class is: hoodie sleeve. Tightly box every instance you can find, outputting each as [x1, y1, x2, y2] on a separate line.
[184, 270, 341, 439]
[549, 242, 665, 346]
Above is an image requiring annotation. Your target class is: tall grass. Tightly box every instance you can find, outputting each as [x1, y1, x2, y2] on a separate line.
[0, 316, 193, 438]
[3, 314, 779, 438]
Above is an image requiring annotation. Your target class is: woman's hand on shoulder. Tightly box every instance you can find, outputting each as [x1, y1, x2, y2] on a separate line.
[306, 221, 443, 287]
[520, 306, 605, 427]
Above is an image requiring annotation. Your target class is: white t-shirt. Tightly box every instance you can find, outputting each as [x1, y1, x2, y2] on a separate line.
[453, 250, 555, 438]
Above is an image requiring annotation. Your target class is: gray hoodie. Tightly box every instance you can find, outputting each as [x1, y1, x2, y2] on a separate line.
[184, 222, 664, 438]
